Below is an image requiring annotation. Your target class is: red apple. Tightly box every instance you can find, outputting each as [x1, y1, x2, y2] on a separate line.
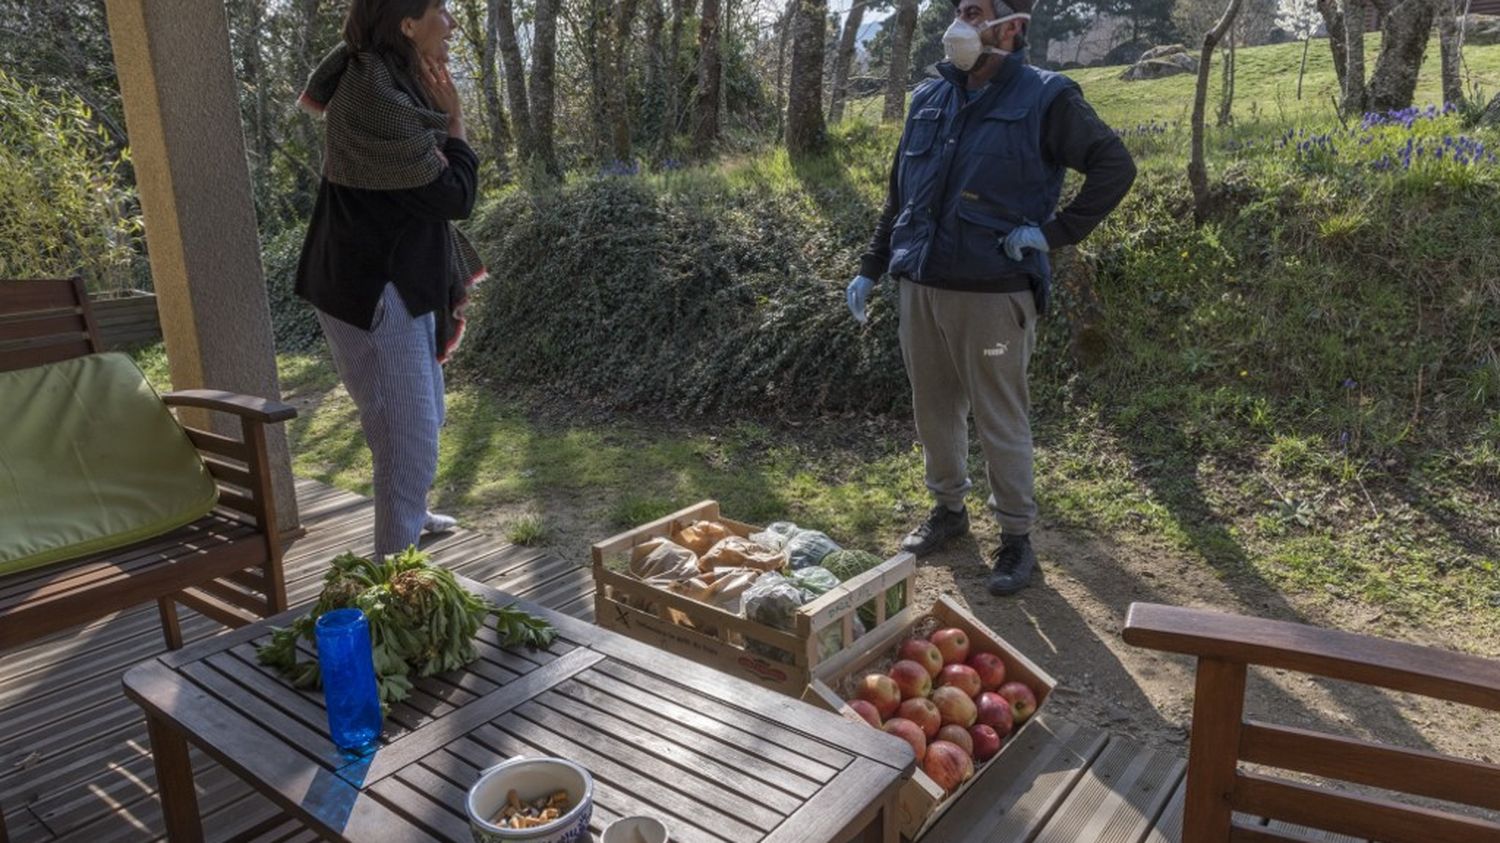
[883, 717, 928, 762]
[998, 681, 1038, 724]
[937, 724, 973, 755]
[938, 663, 982, 698]
[857, 673, 902, 719]
[889, 659, 934, 700]
[966, 651, 1007, 690]
[846, 699, 882, 728]
[930, 685, 977, 728]
[898, 697, 941, 739]
[974, 691, 1014, 737]
[922, 740, 975, 792]
[969, 724, 1003, 762]
[898, 638, 945, 678]
[931, 627, 970, 665]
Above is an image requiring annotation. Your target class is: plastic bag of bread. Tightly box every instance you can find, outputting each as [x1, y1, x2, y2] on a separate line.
[630, 539, 700, 583]
[699, 536, 787, 573]
[671, 520, 733, 555]
[669, 567, 762, 616]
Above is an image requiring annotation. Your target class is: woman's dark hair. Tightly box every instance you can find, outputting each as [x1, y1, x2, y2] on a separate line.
[343, 0, 433, 70]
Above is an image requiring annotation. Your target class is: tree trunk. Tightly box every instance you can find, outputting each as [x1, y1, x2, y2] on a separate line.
[1368, 0, 1436, 111]
[530, 0, 562, 177]
[1217, 19, 1235, 126]
[1297, 36, 1311, 99]
[292, 0, 325, 197]
[694, 0, 722, 148]
[581, 1, 610, 159]
[644, 0, 667, 158]
[1436, 0, 1464, 106]
[609, 0, 643, 160]
[775, 0, 796, 138]
[828, 1, 866, 123]
[1315, 0, 1348, 94]
[1189, 0, 1243, 223]
[480, 0, 512, 179]
[1344, 0, 1367, 114]
[241, 0, 270, 188]
[883, 0, 918, 121]
[658, 0, 688, 159]
[495, 0, 534, 164]
[786, 0, 830, 156]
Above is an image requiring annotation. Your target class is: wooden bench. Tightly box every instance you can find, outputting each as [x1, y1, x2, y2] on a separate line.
[0, 278, 295, 653]
[1124, 602, 1500, 843]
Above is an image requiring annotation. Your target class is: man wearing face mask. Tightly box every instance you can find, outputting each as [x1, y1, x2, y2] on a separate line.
[847, 0, 1134, 595]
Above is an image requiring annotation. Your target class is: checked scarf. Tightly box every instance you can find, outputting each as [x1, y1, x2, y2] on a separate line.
[299, 44, 486, 363]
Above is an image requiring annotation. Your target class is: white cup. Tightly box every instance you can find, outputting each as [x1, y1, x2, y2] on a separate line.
[601, 815, 669, 843]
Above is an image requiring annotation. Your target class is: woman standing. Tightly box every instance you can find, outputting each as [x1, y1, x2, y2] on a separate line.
[295, 0, 485, 556]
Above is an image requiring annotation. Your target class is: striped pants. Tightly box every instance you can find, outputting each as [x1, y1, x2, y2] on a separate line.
[317, 284, 445, 556]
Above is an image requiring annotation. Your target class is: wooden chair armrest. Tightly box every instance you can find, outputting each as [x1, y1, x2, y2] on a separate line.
[1122, 602, 1500, 711]
[161, 389, 296, 423]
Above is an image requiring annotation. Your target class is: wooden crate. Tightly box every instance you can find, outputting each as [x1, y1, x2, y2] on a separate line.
[89, 289, 161, 350]
[803, 594, 1057, 842]
[591, 500, 916, 698]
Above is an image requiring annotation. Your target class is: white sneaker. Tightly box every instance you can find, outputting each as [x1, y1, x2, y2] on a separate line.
[423, 511, 458, 534]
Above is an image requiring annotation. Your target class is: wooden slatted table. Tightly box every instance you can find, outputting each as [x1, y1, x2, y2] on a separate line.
[122, 575, 913, 843]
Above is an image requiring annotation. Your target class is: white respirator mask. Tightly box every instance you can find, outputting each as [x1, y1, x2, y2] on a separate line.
[942, 11, 1029, 71]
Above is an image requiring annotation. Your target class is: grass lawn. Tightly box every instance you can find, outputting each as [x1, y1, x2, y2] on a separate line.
[135, 346, 1500, 653]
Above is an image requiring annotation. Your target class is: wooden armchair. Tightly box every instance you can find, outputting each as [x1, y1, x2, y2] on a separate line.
[1123, 602, 1500, 843]
[0, 277, 294, 651]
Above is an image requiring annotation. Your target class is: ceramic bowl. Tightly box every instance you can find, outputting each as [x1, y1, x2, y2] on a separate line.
[465, 756, 593, 843]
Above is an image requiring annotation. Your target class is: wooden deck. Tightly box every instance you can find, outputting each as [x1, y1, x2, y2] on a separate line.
[0, 478, 1250, 843]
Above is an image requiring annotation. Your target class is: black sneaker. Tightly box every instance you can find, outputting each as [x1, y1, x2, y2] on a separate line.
[987, 533, 1038, 595]
[900, 505, 970, 557]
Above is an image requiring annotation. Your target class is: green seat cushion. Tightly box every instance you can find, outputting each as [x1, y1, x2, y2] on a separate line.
[0, 352, 219, 576]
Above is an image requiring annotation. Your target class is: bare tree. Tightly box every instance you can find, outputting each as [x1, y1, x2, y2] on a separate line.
[657, 0, 688, 159]
[694, 0, 722, 148]
[1367, 0, 1436, 110]
[455, 0, 510, 178]
[643, 0, 667, 156]
[1189, 0, 1243, 222]
[1315, 0, 1348, 93]
[828, 1, 866, 123]
[494, 0, 534, 164]
[530, 0, 562, 177]
[1217, 18, 1236, 126]
[1435, 0, 1464, 106]
[882, 0, 918, 122]
[775, 0, 796, 136]
[786, 0, 829, 155]
[1276, 0, 1323, 99]
[239, 0, 271, 186]
[1343, 0, 1367, 114]
[609, 0, 643, 160]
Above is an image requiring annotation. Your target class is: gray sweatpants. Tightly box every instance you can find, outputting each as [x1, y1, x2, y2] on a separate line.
[317, 283, 445, 556]
[898, 280, 1037, 535]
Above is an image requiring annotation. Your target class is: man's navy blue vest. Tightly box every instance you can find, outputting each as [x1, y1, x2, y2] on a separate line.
[887, 52, 1076, 312]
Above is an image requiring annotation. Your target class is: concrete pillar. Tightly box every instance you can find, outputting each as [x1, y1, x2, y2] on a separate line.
[104, 0, 299, 532]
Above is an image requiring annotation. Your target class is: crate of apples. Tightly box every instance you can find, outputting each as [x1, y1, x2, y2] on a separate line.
[804, 595, 1053, 841]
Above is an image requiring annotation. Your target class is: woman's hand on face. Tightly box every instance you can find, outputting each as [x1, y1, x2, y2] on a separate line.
[421, 55, 462, 118]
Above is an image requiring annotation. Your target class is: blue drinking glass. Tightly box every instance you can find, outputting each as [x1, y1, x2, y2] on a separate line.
[314, 608, 383, 753]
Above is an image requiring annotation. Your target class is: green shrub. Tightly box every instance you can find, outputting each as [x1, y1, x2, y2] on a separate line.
[262, 225, 323, 353]
[453, 113, 1499, 467]
[457, 154, 910, 416]
[0, 68, 143, 292]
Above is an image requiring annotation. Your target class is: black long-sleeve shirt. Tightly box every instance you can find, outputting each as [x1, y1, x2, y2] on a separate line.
[858, 85, 1136, 287]
[295, 137, 480, 331]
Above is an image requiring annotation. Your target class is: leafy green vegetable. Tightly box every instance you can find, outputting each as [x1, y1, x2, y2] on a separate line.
[494, 603, 558, 649]
[256, 548, 556, 704]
